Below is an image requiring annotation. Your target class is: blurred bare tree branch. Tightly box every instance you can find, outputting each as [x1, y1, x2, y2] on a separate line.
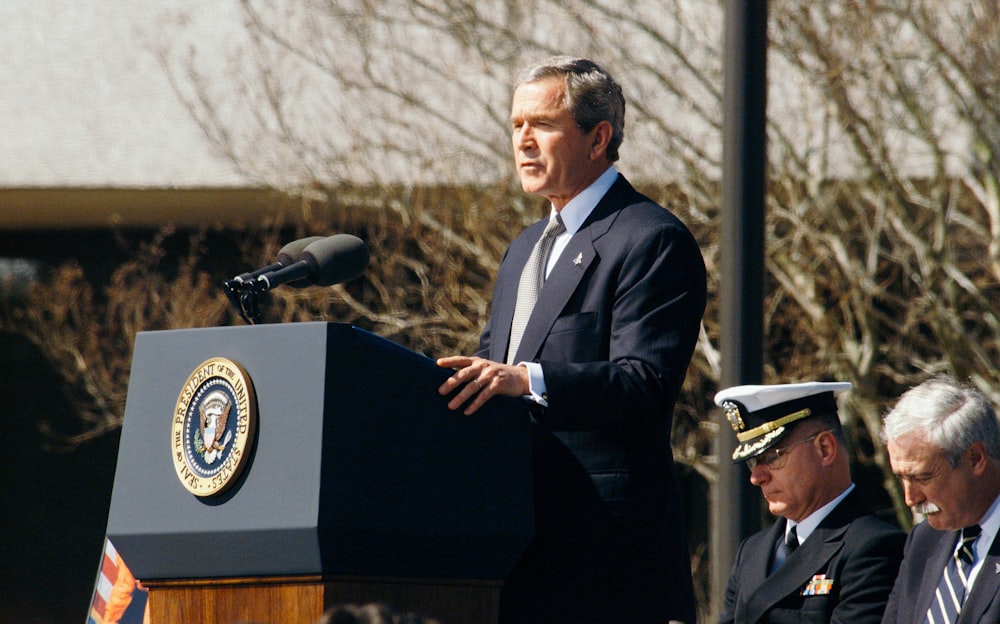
[147, 0, 999, 530]
[3, 1, 999, 615]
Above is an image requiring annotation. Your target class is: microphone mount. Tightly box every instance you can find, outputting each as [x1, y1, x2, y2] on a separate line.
[222, 270, 270, 325]
[222, 234, 370, 325]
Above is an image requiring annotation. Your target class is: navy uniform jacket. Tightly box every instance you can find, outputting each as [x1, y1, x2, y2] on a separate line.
[882, 520, 1000, 623]
[479, 174, 706, 624]
[719, 490, 905, 624]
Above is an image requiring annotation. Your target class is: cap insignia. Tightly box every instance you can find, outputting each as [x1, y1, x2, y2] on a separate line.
[723, 400, 745, 432]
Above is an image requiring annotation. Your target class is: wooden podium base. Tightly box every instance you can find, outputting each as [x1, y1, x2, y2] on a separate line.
[145, 575, 502, 624]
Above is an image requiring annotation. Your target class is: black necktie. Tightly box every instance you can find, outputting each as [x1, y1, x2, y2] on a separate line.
[785, 525, 799, 555]
[770, 525, 798, 574]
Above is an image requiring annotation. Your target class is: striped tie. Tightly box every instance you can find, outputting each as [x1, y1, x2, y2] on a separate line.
[507, 213, 565, 364]
[925, 525, 981, 624]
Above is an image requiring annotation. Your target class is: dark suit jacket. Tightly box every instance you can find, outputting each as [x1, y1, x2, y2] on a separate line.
[479, 174, 707, 624]
[718, 490, 905, 624]
[882, 520, 1000, 624]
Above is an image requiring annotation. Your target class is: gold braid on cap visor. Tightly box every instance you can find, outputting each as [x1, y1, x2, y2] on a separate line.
[736, 408, 812, 442]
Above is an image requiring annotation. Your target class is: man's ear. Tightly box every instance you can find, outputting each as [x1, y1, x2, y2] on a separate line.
[968, 441, 989, 476]
[589, 120, 613, 160]
[816, 430, 839, 466]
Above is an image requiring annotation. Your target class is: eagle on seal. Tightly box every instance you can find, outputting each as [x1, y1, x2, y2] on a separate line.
[199, 390, 231, 464]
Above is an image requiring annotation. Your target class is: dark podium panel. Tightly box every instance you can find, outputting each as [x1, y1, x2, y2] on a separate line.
[106, 322, 533, 622]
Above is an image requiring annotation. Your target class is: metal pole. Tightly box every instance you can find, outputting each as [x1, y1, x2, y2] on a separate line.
[711, 0, 768, 618]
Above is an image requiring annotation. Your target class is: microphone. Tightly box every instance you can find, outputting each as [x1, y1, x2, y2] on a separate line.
[229, 236, 324, 284]
[255, 234, 370, 292]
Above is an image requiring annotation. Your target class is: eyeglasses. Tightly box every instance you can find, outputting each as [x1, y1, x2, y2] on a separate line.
[746, 430, 831, 471]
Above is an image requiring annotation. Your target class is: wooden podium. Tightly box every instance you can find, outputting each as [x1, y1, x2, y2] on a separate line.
[105, 323, 534, 624]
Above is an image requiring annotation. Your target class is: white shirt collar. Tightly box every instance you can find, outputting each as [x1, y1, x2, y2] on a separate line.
[972, 491, 1000, 560]
[964, 491, 1000, 589]
[549, 165, 618, 235]
[787, 482, 856, 546]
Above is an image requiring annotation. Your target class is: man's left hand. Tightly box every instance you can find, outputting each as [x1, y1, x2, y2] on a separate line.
[436, 356, 530, 415]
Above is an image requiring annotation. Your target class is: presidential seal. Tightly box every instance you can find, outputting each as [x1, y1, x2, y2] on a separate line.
[172, 357, 257, 497]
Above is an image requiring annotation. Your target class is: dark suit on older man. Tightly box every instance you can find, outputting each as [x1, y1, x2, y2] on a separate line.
[719, 489, 904, 624]
[882, 519, 1000, 624]
[478, 173, 707, 624]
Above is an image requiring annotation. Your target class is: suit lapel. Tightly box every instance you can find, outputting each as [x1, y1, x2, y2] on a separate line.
[743, 520, 787, 595]
[960, 534, 1000, 623]
[915, 529, 958, 620]
[742, 491, 865, 622]
[743, 521, 847, 621]
[510, 234, 596, 363]
[508, 177, 625, 364]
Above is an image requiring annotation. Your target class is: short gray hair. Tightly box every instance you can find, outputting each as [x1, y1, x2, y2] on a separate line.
[881, 375, 1000, 465]
[515, 56, 625, 162]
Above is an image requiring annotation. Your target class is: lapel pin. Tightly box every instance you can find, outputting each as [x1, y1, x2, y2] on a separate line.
[573, 252, 583, 267]
[995, 562, 1000, 574]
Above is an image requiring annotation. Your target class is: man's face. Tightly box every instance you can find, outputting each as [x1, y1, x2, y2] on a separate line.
[510, 76, 601, 210]
[748, 428, 829, 523]
[887, 431, 978, 531]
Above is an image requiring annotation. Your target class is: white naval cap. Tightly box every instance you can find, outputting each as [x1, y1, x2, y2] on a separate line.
[714, 381, 852, 463]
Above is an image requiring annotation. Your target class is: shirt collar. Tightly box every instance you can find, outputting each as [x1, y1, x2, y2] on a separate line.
[972, 491, 1000, 558]
[550, 165, 618, 235]
[787, 482, 856, 545]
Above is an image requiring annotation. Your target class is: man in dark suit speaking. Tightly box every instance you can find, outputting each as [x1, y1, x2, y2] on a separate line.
[437, 57, 706, 624]
[714, 382, 905, 624]
[880, 376, 1000, 624]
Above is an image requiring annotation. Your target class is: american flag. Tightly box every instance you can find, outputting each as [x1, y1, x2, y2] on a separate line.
[87, 538, 149, 624]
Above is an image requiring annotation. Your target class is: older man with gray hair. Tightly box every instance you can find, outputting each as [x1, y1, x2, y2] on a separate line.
[881, 375, 1000, 624]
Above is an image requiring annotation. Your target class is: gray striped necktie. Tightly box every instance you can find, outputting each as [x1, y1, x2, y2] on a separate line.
[924, 524, 981, 624]
[507, 213, 565, 364]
